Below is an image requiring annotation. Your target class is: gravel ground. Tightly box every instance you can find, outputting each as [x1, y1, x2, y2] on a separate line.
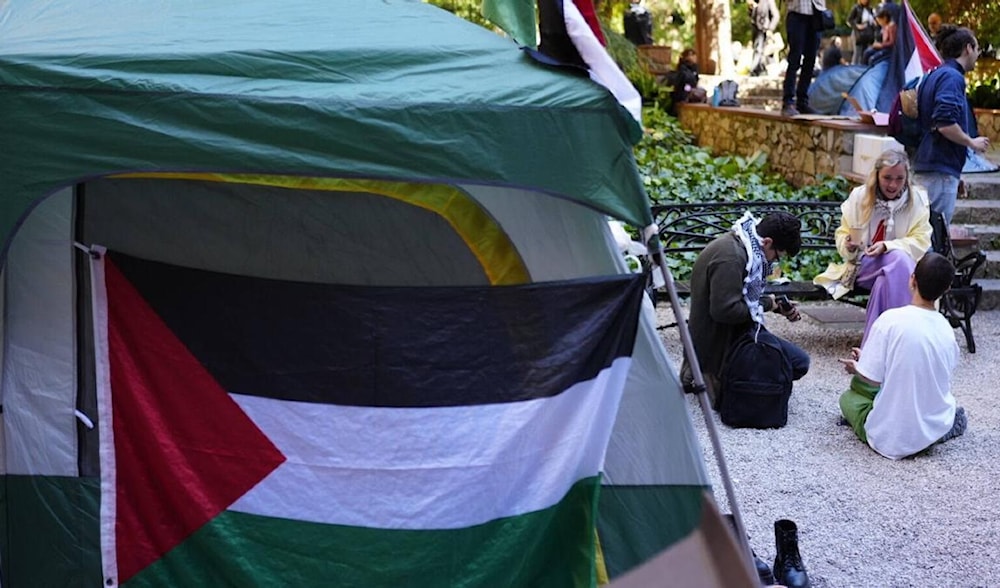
[655, 302, 1000, 588]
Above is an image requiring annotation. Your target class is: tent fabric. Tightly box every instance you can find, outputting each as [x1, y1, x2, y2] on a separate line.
[830, 61, 890, 116]
[1, 190, 77, 476]
[807, 65, 868, 115]
[607, 492, 757, 588]
[0, 0, 650, 245]
[0, 0, 714, 584]
[2, 179, 712, 585]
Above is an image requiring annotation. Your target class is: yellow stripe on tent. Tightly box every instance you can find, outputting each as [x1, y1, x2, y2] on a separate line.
[595, 528, 610, 585]
[109, 173, 530, 286]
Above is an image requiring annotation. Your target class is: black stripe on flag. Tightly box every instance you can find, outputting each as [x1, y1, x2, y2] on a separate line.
[109, 252, 644, 408]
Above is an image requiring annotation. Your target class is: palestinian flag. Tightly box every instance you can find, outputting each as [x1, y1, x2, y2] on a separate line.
[481, 0, 642, 126]
[877, 0, 941, 111]
[537, 0, 641, 125]
[91, 250, 645, 587]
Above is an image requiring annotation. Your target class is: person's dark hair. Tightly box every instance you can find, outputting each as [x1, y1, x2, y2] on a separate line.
[913, 252, 955, 301]
[756, 212, 802, 257]
[936, 26, 977, 59]
[876, 8, 892, 21]
[678, 48, 697, 66]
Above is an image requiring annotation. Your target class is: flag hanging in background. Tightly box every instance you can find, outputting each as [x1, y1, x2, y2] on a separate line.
[570, 0, 605, 46]
[877, 0, 941, 111]
[482, 0, 605, 51]
[536, 0, 641, 124]
[481, 0, 641, 125]
[92, 250, 645, 587]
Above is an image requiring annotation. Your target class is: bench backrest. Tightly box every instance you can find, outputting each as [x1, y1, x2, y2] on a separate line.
[651, 201, 841, 252]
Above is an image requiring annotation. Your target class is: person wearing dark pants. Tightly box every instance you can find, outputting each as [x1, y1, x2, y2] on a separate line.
[782, 0, 826, 116]
[749, 0, 779, 76]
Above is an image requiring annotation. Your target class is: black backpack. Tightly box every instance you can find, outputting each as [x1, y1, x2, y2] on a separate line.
[719, 325, 793, 429]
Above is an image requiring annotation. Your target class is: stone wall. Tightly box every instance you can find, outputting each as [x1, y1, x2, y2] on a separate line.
[676, 104, 873, 186]
[677, 104, 1000, 187]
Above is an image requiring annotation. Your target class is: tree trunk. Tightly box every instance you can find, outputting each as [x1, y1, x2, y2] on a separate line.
[695, 0, 734, 76]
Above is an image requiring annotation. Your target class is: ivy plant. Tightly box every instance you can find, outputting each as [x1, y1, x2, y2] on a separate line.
[633, 104, 845, 282]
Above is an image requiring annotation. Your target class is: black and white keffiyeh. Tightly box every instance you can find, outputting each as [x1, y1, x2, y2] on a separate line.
[733, 211, 771, 325]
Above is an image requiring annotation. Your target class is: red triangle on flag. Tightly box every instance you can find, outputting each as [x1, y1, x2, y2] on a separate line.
[105, 259, 286, 583]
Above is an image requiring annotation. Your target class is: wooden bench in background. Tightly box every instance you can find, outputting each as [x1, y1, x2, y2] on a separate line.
[649, 201, 986, 352]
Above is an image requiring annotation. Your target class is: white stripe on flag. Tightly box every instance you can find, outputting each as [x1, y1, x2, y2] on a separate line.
[91, 249, 119, 585]
[229, 357, 631, 529]
[560, 0, 642, 125]
[905, 50, 923, 84]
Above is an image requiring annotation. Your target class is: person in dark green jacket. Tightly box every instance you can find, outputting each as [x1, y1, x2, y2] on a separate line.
[681, 212, 810, 408]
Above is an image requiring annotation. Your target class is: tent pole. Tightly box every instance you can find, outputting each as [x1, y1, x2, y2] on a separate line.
[650, 243, 758, 582]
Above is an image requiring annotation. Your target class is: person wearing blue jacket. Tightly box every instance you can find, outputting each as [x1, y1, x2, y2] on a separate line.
[912, 26, 991, 225]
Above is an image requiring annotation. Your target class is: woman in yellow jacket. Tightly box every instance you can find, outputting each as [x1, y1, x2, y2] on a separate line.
[814, 149, 933, 346]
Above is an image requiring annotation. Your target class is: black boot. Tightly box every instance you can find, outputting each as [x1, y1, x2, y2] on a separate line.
[773, 519, 810, 588]
[724, 514, 776, 586]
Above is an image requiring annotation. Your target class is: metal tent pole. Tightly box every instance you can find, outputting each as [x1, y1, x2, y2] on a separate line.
[650, 242, 758, 582]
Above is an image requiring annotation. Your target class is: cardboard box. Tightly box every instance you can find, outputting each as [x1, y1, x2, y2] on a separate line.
[853, 134, 904, 176]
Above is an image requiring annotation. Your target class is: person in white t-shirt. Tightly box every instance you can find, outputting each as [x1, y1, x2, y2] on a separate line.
[837, 252, 966, 459]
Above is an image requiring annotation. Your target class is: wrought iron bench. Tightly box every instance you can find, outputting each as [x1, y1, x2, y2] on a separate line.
[650, 201, 986, 352]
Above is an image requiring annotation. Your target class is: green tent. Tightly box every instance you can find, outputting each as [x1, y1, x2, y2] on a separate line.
[0, 1, 712, 585]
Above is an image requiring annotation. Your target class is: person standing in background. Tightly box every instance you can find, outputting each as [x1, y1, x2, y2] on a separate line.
[926, 12, 944, 46]
[749, 0, 779, 76]
[847, 0, 877, 65]
[623, 0, 653, 46]
[782, 0, 827, 117]
[912, 26, 991, 225]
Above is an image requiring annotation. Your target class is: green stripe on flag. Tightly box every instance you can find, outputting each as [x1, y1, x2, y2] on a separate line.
[126, 476, 602, 587]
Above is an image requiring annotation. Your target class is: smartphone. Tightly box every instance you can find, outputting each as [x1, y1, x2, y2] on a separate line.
[775, 295, 793, 313]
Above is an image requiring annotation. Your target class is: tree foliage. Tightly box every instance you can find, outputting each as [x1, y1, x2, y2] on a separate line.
[427, 0, 494, 29]
[428, 0, 998, 50]
[907, 0, 1000, 48]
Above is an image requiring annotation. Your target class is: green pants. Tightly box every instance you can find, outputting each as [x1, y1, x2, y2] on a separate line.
[839, 376, 880, 445]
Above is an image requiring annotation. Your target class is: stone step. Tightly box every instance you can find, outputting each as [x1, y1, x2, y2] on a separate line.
[960, 224, 1000, 250]
[980, 250, 1000, 279]
[977, 278, 1000, 310]
[964, 176, 1000, 200]
[953, 200, 1000, 225]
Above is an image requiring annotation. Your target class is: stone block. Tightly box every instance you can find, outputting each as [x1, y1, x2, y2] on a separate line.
[852, 134, 903, 176]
